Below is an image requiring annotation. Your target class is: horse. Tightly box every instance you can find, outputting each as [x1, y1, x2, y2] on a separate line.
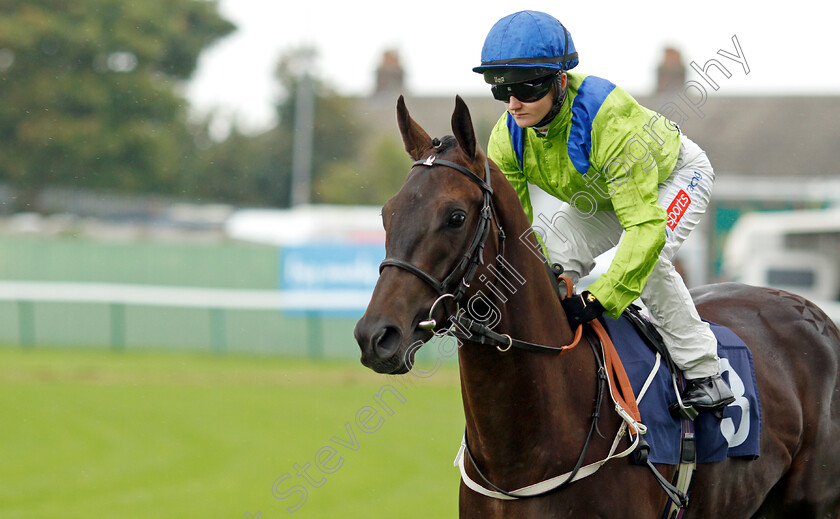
[353, 95, 840, 518]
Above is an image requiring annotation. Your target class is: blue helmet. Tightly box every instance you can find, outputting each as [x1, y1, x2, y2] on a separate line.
[473, 11, 578, 85]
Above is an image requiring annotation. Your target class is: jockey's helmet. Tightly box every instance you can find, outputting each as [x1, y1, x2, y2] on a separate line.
[473, 10, 578, 86]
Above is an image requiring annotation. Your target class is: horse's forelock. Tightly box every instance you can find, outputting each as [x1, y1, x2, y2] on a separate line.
[434, 135, 485, 164]
[433, 135, 458, 154]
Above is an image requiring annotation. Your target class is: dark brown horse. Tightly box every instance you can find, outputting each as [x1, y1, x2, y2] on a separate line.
[354, 95, 840, 518]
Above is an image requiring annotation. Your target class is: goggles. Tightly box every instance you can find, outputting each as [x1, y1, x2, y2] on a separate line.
[490, 74, 556, 102]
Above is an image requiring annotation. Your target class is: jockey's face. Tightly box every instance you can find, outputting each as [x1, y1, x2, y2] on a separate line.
[505, 73, 566, 128]
[505, 86, 554, 128]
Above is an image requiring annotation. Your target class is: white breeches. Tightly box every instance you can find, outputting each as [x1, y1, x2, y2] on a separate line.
[541, 135, 720, 379]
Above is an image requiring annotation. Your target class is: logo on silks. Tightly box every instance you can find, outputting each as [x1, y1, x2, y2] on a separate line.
[280, 243, 384, 315]
[666, 189, 692, 230]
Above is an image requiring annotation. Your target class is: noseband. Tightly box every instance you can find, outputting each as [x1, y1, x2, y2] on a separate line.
[379, 153, 505, 307]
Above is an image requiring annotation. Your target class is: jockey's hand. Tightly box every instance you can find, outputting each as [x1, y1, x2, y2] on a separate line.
[561, 291, 605, 328]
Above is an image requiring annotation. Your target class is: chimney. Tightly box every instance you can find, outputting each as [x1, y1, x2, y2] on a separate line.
[374, 49, 405, 96]
[656, 47, 686, 95]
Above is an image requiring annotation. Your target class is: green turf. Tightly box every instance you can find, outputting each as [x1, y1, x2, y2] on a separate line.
[0, 348, 464, 518]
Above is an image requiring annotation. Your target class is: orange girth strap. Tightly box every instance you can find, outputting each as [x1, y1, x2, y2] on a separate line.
[556, 275, 641, 425]
[589, 318, 642, 425]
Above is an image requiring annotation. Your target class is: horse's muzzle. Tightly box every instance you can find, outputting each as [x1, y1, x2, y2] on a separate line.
[354, 318, 407, 374]
[355, 315, 434, 374]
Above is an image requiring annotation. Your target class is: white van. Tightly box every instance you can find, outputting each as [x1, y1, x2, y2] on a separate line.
[723, 207, 840, 323]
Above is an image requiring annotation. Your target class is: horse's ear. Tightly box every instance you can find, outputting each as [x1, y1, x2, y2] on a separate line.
[396, 95, 433, 160]
[452, 95, 477, 162]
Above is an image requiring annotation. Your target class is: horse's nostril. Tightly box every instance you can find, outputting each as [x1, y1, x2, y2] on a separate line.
[374, 326, 402, 359]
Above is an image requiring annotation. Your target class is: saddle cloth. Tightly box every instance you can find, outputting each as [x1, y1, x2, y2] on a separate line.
[601, 313, 762, 465]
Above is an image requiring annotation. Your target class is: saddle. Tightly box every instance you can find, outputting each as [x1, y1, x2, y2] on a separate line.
[549, 262, 761, 515]
[608, 304, 697, 515]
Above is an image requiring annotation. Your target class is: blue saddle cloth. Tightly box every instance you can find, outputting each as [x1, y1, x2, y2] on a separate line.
[601, 314, 762, 465]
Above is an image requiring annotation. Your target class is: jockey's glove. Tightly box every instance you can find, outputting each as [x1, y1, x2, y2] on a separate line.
[561, 291, 605, 328]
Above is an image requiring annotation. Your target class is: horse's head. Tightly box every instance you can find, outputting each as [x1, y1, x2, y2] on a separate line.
[354, 95, 499, 374]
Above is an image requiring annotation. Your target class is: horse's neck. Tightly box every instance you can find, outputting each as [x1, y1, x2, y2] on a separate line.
[457, 192, 599, 484]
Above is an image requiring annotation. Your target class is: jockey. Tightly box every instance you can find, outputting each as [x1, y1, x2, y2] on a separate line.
[473, 10, 735, 418]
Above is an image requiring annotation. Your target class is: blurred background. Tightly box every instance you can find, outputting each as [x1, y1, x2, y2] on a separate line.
[0, 1, 838, 517]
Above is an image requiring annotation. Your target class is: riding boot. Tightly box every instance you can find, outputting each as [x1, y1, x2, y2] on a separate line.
[671, 373, 735, 420]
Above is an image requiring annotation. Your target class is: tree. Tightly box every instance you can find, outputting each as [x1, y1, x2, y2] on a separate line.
[188, 47, 370, 208]
[187, 45, 415, 208]
[314, 134, 411, 205]
[186, 125, 290, 207]
[274, 47, 367, 206]
[0, 0, 234, 210]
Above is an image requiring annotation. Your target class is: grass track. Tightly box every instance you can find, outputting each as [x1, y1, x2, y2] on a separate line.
[0, 348, 463, 518]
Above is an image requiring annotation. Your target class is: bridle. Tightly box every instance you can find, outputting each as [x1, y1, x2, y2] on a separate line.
[378, 150, 580, 350]
[375, 145, 672, 504]
[378, 151, 505, 312]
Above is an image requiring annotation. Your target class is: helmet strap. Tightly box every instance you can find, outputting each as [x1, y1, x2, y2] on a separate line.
[533, 74, 567, 129]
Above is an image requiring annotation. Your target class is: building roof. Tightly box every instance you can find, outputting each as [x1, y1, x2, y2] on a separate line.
[636, 93, 840, 178]
[358, 92, 840, 179]
[359, 49, 840, 179]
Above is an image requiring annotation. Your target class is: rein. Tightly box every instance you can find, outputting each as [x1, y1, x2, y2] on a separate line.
[451, 312, 582, 352]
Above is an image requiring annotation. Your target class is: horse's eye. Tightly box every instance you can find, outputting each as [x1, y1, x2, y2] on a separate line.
[448, 211, 466, 228]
